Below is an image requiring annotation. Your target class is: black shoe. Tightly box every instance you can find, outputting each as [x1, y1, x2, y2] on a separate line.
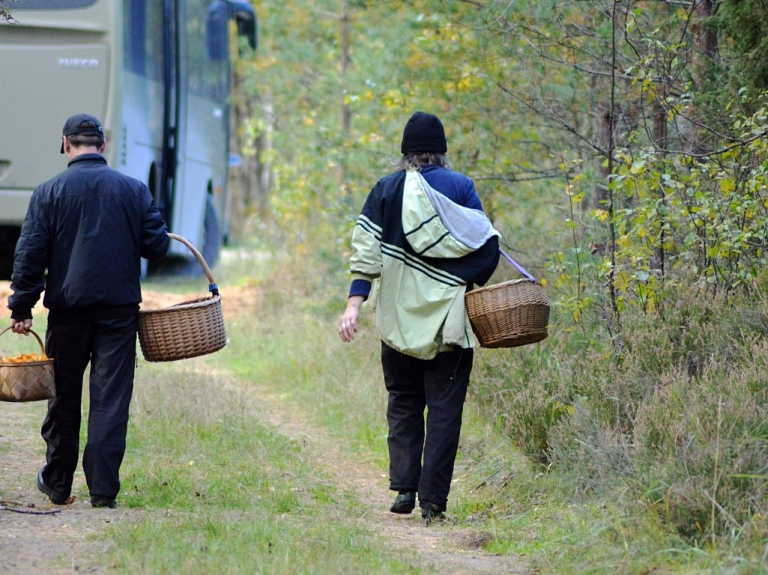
[37, 467, 68, 505]
[389, 491, 416, 514]
[421, 503, 446, 525]
[91, 498, 118, 509]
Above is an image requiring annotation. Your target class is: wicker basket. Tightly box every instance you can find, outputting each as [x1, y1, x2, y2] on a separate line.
[465, 279, 550, 348]
[138, 233, 227, 362]
[0, 327, 55, 402]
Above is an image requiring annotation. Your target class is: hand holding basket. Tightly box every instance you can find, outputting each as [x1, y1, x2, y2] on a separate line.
[0, 327, 55, 402]
[138, 233, 227, 362]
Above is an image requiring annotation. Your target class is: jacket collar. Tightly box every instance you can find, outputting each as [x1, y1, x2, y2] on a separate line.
[67, 153, 107, 168]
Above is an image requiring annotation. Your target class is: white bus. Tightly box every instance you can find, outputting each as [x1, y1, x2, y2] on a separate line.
[0, 0, 257, 277]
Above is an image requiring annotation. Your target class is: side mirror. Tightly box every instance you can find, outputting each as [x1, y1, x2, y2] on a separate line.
[228, 0, 257, 52]
[206, 1, 228, 61]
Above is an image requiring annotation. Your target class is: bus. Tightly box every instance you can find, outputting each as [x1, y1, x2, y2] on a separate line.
[0, 0, 257, 277]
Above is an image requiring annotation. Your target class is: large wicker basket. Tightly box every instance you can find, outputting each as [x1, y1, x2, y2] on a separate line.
[138, 233, 227, 362]
[465, 278, 550, 348]
[0, 327, 55, 402]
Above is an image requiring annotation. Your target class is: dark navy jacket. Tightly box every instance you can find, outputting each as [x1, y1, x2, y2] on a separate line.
[9, 154, 169, 322]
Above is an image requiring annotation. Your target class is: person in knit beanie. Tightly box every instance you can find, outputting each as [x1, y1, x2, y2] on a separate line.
[338, 111, 500, 524]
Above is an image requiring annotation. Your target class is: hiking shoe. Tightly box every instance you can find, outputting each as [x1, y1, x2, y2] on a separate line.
[37, 467, 68, 505]
[421, 503, 446, 526]
[389, 491, 416, 514]
[91, 498, 117, 509]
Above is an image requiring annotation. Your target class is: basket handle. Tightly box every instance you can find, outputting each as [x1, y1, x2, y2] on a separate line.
[0, 326, 47, 356]
[167, 233, 220, 296]
[499, 248, 536, 281]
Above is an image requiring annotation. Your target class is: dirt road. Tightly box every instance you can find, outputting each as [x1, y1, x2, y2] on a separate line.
[0, 283, 527, 574]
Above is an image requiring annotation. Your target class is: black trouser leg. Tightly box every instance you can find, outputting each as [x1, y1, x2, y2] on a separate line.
[382, 343, 426, 493]
[419, 346, 472, 510]
[82, 315, 137, 501]
[381, 342, 472, 510]
[41, 323, 91, 497]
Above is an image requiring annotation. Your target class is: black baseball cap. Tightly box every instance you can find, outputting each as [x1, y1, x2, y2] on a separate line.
[60, 113, 104, 153]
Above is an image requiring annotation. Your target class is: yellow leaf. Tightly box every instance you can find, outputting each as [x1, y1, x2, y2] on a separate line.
[719, 178, 736, 194]
[591, 209, 610, 222]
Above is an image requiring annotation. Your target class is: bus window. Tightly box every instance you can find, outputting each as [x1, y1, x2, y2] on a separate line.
[12, 0, 98, 8]
[186, 0, 227, 101]
[124, 0, 164, 82]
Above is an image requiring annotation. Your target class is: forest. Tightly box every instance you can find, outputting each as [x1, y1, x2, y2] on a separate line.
[3, 0, 766, 571]
[227, 0, 768, 570]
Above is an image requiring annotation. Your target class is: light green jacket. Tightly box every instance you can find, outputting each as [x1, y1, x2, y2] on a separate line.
[350, 171, 499, 359]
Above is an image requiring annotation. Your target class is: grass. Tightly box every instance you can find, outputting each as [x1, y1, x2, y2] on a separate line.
[90, 248, 442, 573]
[107, 360, 425, 575]
[8, 244, 768, 573]
[210, 247, 768, 574]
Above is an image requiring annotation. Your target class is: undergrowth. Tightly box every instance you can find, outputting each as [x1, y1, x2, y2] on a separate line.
[472, 276, 768, 570]
[211, 244, 768, 573]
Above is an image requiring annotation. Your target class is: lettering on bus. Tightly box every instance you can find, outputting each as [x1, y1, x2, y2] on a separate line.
[58, 58, 100, 69]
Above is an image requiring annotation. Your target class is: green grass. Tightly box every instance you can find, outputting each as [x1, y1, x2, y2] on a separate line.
[106, 361, 425, 575]
[14, 245, 763, 574]
[206, 248, 768, 574]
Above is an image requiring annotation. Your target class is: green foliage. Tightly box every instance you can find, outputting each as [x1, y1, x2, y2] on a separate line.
[715, 0, 768, 103]
[236, 0, 561, 261]
[595, 98, 768, 311]
[227, 0, 768, 568]
[477, 275, 768, 555]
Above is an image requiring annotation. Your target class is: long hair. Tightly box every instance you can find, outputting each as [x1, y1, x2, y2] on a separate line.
[393, 152, 450, 171]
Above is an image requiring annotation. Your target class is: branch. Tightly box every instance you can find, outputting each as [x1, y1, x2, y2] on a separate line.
[663, 129, 768, 159]
[473, 170, 565, 183]
[0, 501, 61, 515]
[490, 76, 610, 157]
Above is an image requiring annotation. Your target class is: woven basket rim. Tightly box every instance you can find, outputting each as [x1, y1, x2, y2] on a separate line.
[467, 277, 540, 295]
[0, 359, 54, 367]
[139, 294, 221, 316]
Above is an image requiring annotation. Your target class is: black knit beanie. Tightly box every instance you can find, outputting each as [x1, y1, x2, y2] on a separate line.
[400, 111, 447, 154]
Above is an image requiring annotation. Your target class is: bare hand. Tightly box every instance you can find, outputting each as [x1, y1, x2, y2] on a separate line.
[339, 313, 358, 343]
[10, 318, 33, 335]
[339, 296, 364, 343]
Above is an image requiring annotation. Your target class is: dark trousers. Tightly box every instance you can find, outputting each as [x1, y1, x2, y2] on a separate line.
[40, 315, 137, 501]
[381, 342, 472, 511]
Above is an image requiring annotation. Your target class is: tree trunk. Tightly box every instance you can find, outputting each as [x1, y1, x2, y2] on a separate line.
[229, 66, 273, 239]
[651, 101, 667, 277]
[679, 0, 717, 155]
[339, 0, 351, 196]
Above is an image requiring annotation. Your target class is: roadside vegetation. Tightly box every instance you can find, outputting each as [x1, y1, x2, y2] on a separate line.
[225, 1, 768, 571]
[92, 246, 764, 574]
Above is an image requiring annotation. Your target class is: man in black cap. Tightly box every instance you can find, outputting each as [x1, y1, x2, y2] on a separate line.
[7, 113, 170, 508]
[338, 111, 500, 524]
